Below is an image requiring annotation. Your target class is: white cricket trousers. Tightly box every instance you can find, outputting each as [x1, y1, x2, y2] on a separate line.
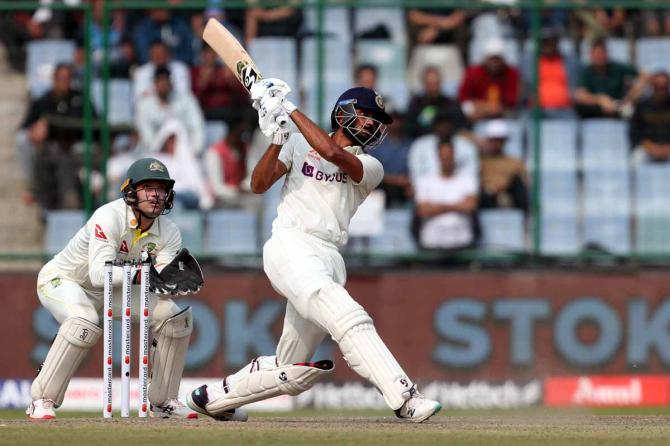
[36, 264, 181, 330]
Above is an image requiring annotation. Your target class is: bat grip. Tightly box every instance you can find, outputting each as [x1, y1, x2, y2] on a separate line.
[275, 113, 289, 128]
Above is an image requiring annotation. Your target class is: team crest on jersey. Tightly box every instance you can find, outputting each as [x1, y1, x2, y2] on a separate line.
[149, 161, 165, 172]
[142, 242, 156, 254]
[119, 240, 129, 254]
[94, 224, 107, 240]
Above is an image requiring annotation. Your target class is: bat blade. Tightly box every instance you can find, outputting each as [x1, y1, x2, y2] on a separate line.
[202, 18, 262, 92]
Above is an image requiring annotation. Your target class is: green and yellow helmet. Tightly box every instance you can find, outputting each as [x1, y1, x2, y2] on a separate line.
[121, 158, 175, 213]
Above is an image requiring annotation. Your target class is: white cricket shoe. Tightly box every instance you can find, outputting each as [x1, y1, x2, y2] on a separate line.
[395, 389, 442, 423]
[186, 384, 249, 422]
[150, 399, 198, 419]
[26, 399, 56, 420]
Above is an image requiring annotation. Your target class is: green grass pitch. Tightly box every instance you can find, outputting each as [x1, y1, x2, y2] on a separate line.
[2, 407, 670, 446]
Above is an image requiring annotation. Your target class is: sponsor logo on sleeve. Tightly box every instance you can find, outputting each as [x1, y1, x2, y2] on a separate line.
[94, 224, 108, 240]
[119, 240, 129, 254]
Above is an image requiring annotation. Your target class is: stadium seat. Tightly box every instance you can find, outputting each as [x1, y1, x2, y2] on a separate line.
[302, 7, 351, 45]
[406, 45, 464, 95]
[540, 213, 580, 255]
[540, 170, 579, 215]
[583, 215, 631, 255]
[249, 38, 298, 93]
[168, 211, 204, 256]
[92, 79, 133, 126]
[45, 210, 85, 255]
[353, 7, 406, 44]
[479, 209, 526, 252]
[634, 164, 670, 216]
[205, 121, 227, 148]
[355, 40, 409, 110]
[474, 118, 525, 160]
[583, 169, 631, 217]
[528, 119, 577, 171]
[27, 39, 76, 98]
[580, 38, 630, 64]
[204, 209, 258, 256]
[301, 37, 353, 125]
[636, 216, 670, 254]
[368, 208, 417, 255]
[468, 38, 520, 67]
[636, 37, 670, 72]
[580, 119, 629, 170]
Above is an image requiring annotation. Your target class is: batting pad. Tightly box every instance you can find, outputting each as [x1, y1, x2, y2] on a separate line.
[205, 360, 334, 415]
[316, 283, 413, 410]
[148, 306, 192, 406]
[31, 317, 101, 406]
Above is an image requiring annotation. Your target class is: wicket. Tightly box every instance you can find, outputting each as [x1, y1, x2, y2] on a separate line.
[103, 258, 151, 418]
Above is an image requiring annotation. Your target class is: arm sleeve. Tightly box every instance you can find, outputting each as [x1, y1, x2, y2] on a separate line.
[277, 134, 296, 170]
[87, 209, 125, 288]
[353, 154, 384, 193]
[153, 222, 182, 272]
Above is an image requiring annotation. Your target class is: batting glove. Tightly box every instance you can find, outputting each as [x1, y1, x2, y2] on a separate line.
[272, 126, 290, 145]
[250, 78, 291, 110]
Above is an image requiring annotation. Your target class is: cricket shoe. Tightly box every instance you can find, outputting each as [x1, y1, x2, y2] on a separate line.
[26, 399, 56, 420]
[186, 385, 248, 422]
[395, 388, 442, 423]
[150, 398, 198, 419]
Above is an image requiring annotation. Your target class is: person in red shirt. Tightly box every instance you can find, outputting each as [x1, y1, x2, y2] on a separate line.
[459, 39, 520, 122]
[191, 45, 253, 127]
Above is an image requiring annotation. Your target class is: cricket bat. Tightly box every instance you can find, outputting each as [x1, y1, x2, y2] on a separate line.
[202, 18, 261, 93]
[203, 18, 288, 127]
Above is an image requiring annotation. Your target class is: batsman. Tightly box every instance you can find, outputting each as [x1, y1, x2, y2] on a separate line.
[27, 158, 208, 419]
[186, 81, 442, 422]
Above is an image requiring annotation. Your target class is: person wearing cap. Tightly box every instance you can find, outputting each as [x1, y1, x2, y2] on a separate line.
[26, 158, 217, 420]
[477, 120, 528, 211]
[459, 38, 521, 121]
[135, 64, 206, 155]
[185, 79, 442, 423]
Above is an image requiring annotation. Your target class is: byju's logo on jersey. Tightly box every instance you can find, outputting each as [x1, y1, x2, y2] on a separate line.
[301, 162, 348, 183]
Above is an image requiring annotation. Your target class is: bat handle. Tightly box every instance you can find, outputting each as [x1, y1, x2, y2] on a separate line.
[275, 113, 289, 128]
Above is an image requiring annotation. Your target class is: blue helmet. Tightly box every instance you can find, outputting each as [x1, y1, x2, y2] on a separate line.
[330, 87, 392, 150]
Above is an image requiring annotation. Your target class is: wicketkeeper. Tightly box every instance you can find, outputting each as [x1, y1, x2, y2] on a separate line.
[186, 81, 442, 423]
[27, 158, 219, 420]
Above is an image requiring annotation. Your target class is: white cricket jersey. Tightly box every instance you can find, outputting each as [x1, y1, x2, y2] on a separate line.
[39, 198, 182, 292]
[274, 133, 384, 247]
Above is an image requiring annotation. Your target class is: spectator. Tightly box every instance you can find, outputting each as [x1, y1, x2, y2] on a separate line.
[459, 38, 521, 121]
[133, 41, 191, 101]
[574, 39, 647, 119]
[407, 8, 467, 46]
[151, 119, 213, 210]
[110, 37, 139, 79]
[191, 45, 253, 126]
[576, 7, 627, 40]
[17, 63, 96, 210]
[244, 0, 303, 44]
[204, 119, 248, 207]
[354, 64, 378, 90]
[106, 132, 140, 200]
[477, 120, 528, 211]
[369, 111, 413, 208]
[406, 66, 468, 138]
[414, 139, 478, 250]
[135, 66, 205, 155]
[79, 0, 126, 64]
[630, 71, 670, 165]
[638, 8, 670, 37]
[408, 109, 479, 184]
[529, 28, 577, 118]
[0, 11, 54, 72]
[133, 8, 194, 64]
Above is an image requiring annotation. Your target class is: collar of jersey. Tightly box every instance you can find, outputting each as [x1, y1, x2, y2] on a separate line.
[125, 204, 161, 238]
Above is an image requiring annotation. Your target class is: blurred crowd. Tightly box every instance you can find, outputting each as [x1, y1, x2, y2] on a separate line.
[2, 1, 670, 251]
